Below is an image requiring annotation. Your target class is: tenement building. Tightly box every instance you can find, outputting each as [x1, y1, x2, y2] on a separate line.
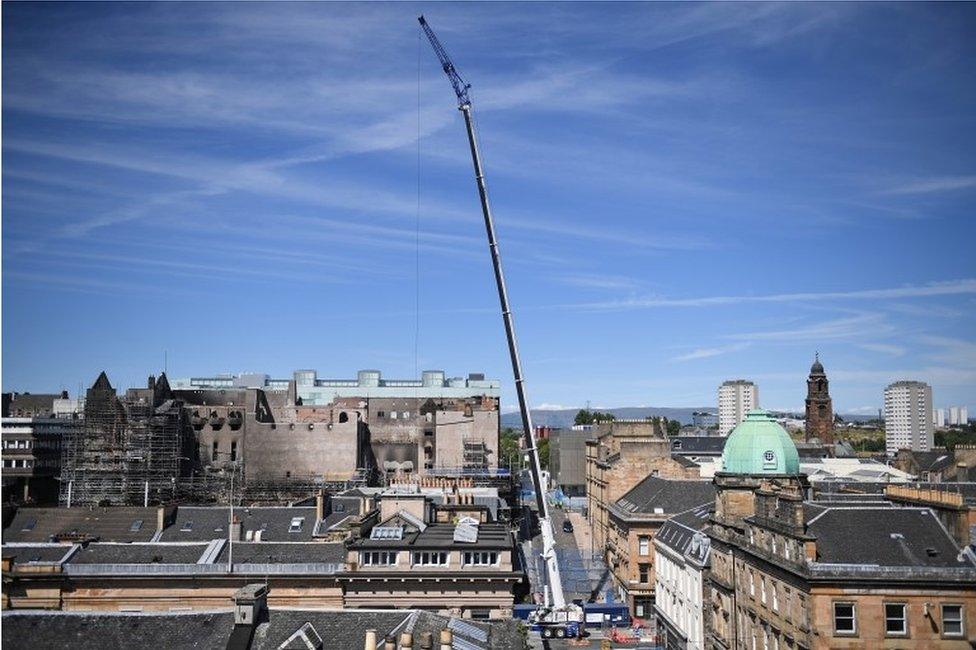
[1, 481, 522, 619]
[706, 410, 976, 649]
[585, 419, 698, 553]
[803, 355, 833, 444]
[654, 504, 712, 650]
[606, 477, 714, 619]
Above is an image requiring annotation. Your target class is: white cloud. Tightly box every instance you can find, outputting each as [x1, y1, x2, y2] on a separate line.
[880, 175, 976, 196]
[672, 342, 751, 362]
[562, 279, 976, 312]
[857, 342, 907, 357]
[726, 314, 890, 342]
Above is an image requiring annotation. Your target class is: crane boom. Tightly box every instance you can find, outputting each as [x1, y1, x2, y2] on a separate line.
[418, 15, 571, 616]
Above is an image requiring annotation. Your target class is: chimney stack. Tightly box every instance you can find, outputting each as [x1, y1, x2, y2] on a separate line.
[316, 491, 327, 521]
[230, 515, 243, 541]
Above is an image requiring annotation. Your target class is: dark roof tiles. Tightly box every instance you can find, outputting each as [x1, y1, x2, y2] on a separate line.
[3, 507, 159, 543]
[616, 476, 715, 516]
[807, 507, 972, 568]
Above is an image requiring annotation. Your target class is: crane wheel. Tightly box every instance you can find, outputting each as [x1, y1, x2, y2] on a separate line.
[556, 628, 566, 638]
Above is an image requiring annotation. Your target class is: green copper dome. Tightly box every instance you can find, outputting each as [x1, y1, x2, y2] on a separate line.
[721, 409, 800, 475]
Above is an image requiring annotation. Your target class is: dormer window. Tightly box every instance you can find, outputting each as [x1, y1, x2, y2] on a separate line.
[289, 517, 305, 533]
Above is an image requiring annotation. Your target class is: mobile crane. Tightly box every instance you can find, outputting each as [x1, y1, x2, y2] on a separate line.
[419, 16, 585, 639]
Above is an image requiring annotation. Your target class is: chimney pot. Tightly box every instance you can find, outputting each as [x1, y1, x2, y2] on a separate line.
[439, 629, 453, 650]
[364, 629, 378, 650]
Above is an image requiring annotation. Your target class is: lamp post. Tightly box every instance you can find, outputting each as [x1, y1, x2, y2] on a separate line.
[210, 450, 240, 573]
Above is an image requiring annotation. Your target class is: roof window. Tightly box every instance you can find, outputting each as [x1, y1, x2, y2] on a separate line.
[180, 521, 194, 532]
[289, 517, 305, 533]
[129, 519, 144, 532]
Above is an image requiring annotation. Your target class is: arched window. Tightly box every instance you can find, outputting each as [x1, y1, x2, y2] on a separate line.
[338, 411, 349, 423]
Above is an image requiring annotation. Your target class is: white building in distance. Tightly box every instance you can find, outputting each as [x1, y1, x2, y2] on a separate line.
[718, 380, 758, 435]
[884, 381, 934, 455]
[933, 408, 946, 428]
[947, 406, 969, 426]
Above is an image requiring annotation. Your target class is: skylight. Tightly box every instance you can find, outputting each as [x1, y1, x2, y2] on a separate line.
[370, 525, 404, 540]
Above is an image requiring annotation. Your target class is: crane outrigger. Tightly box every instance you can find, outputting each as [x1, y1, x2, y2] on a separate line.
[418, 16, 585, 639]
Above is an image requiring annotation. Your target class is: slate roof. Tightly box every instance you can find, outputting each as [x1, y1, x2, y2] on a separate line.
[160, 507, 317, 542]
[615, 476, 716, 516]
[671, 454, 700, 468]
[806, 507, 973, 568]
[1, 608, 523, 650]
[1, 544, 77, 564]
[2, 393, 60, 416]
[3, 507, 160, 543]
[351, 521, 512, 551]
[655, 504, 712, 559]
[1, 610, 232, 650]
[669, 436, 726, 455]
[907, 449, 956, 473]
[214, 542, 345, 565]
[68, 543, 209, 565]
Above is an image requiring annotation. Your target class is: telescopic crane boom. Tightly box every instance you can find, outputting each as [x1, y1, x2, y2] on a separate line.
[419, 16, 583, 637]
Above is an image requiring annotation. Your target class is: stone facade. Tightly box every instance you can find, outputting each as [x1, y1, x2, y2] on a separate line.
[585, 419, 694, 553]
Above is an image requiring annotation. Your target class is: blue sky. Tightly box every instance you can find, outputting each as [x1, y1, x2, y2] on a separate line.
[3, 2, 975, 415]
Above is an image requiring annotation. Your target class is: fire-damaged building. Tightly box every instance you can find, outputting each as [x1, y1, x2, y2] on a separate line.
[173, 368, 501, 480]
[54, 368, 501, 506]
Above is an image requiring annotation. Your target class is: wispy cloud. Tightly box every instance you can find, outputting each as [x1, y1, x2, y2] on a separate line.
[726, 314, 890, 342]
[879, 175, 976, 196]
[671, 342, 751, 362]
[857, 342, 907, 357]
[561, 279, 976, 312]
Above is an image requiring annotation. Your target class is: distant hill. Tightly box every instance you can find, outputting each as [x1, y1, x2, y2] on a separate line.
[501, 407, 712, 429]
[501, 407, 878, 429]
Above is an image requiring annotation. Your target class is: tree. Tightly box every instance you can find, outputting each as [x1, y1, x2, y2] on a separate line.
[574, 409, 615, 425]
[499, 429, 521, 469]
[537, 438, 550, 470]
[666, 419, 681, 436]
[574, 409, 593, 426]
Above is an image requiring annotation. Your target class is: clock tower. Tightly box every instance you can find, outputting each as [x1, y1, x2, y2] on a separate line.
[804, 353, 833, 444]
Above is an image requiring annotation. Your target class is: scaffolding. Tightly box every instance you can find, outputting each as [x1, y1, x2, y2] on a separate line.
[176, 469, 369, 506]
[59, 373, 190, 507]
[462, 434, 489, 471]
